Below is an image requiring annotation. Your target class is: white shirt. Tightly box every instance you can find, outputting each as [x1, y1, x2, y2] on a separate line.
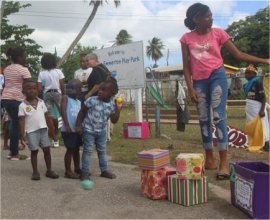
[0, 74, 4, 90]
[74, 68, 92, 92]
[18, 98, 48, 133]
[38, 69, 65, 93]
[0, 74, 4, 99]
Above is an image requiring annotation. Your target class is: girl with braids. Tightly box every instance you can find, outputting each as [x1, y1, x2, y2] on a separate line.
[37, 53, 65, 147]
[2, 47, 32, 160]
[180, 3, 270, 180]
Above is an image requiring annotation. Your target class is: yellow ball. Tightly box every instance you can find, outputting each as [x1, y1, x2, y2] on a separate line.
[116, 97, 123, 104]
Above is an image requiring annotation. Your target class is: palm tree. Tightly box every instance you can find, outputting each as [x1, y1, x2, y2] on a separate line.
[114, 29, 132, 46]
[57, 0, 120, 67]
[146, 37, 165, 67]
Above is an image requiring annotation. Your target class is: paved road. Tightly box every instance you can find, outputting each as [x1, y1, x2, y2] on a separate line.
[1, 147, 248, 219]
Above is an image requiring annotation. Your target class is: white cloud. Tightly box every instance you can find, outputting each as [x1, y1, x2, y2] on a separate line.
[5, 0, 262, 66]
[228, 11, 250, 25]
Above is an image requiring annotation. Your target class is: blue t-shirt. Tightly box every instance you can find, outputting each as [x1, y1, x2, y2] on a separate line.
[83, 96, 116, 133]
[61, 96, 81, 132]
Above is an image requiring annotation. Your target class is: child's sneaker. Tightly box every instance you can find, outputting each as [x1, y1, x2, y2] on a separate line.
[46, 170, 59, 179]
[80, 172, 91, 181]
[53, 140, 59, 148]
[9, 154, 30, 161]
[100, 170, 116, 179]
[31, 171, 40, 180]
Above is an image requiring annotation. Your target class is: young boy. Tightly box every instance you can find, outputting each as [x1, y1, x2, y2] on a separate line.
[61, 80, 82, 179]
[76, 78, 122, 180]
[244, 64, 269, 151]
[19, 80, 59, 180]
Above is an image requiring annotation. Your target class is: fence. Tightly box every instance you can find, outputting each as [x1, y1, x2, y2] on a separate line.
[118, 74, 269, 105]
[117, 74, 269, 127]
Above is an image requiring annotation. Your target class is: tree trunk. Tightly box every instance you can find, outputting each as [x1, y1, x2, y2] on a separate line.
[57, 2, 100, 67]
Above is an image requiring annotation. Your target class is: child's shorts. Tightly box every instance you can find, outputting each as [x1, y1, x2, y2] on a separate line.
[26, 128, 51, 151]
[61, 132, 82, 149]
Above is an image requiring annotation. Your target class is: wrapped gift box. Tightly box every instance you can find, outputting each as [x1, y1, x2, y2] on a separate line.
[168, 175, 208, 206]
[230, 161, 269, 219]
[137, 149, 170, 170]
[123, 122, 149, 139]
[176, 153, 205, 179]
[141, 166, 176, 200]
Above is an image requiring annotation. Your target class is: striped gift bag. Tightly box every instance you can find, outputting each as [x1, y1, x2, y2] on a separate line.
[137, 149, 170, 170]
[168, 175, 208, 206]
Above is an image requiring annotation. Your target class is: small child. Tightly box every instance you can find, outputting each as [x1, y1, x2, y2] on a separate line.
[19, 80, 59, 180]
[61, 80, 82, 179]
[244, 64, 269, 151]
[74, 53, 92, 102]
[76, 78, 122, 181]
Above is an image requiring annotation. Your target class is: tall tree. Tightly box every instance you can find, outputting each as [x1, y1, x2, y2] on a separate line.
[146, 37, 165, 67]
[61, 44, 96, 82]
[114, 29, 132, 46]
[57, 0, 120, 67]
[1, 1, 42, 77]
[222, 6, 269, 69]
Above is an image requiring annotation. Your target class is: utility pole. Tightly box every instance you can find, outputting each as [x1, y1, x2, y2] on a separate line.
[166, 49, 170, 66]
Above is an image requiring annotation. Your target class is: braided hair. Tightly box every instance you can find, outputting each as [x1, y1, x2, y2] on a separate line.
[41, 53, 57, 70]
[184, 3, 210, 30]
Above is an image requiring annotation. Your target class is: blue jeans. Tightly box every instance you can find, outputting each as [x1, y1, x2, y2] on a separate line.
[1, 99, 21, 155]
[193, 67, 228, 151]
[81, 130, 108, 175]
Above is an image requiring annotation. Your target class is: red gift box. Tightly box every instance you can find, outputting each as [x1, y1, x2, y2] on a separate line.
[141, 166, 176, 200]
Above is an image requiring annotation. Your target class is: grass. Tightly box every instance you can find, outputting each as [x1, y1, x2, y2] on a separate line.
[107, 106, 269, 190]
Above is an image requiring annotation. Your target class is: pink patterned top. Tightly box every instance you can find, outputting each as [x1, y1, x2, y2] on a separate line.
[180, 28, 231, 80]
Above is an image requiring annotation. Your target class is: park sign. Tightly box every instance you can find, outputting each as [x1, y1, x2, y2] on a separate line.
[94, 41, 145, 89]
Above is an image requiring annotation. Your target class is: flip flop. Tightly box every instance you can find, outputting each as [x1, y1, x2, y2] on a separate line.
[216, 172, 230, 181]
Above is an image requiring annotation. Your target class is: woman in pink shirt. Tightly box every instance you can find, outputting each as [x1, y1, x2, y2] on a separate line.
[181, 3, 270, 180]
[1, 47, 32, 160]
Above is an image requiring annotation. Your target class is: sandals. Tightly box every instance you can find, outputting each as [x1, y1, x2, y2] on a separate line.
[216, 172, 230, 181]
[31, 172, 41, 181]
[46, 170, 59, 179]
[65, 172, 80, 179]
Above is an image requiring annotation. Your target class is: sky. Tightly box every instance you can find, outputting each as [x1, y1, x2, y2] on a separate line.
[5, 0, 270, 68]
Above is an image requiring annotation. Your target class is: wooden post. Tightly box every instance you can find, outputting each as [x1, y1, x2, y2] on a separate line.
[155, 105, 160, 137]
[145, 85, 149, 121]
[135, 88, 143, 122]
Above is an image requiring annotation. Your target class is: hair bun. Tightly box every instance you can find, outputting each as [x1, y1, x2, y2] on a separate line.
[184, 17, 196, 30]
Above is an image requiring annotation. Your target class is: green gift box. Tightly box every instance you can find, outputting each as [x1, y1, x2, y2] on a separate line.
[168, 175, 208, 206]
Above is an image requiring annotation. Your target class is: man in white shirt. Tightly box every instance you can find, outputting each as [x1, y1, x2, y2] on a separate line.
[74, 53, 92, 102]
